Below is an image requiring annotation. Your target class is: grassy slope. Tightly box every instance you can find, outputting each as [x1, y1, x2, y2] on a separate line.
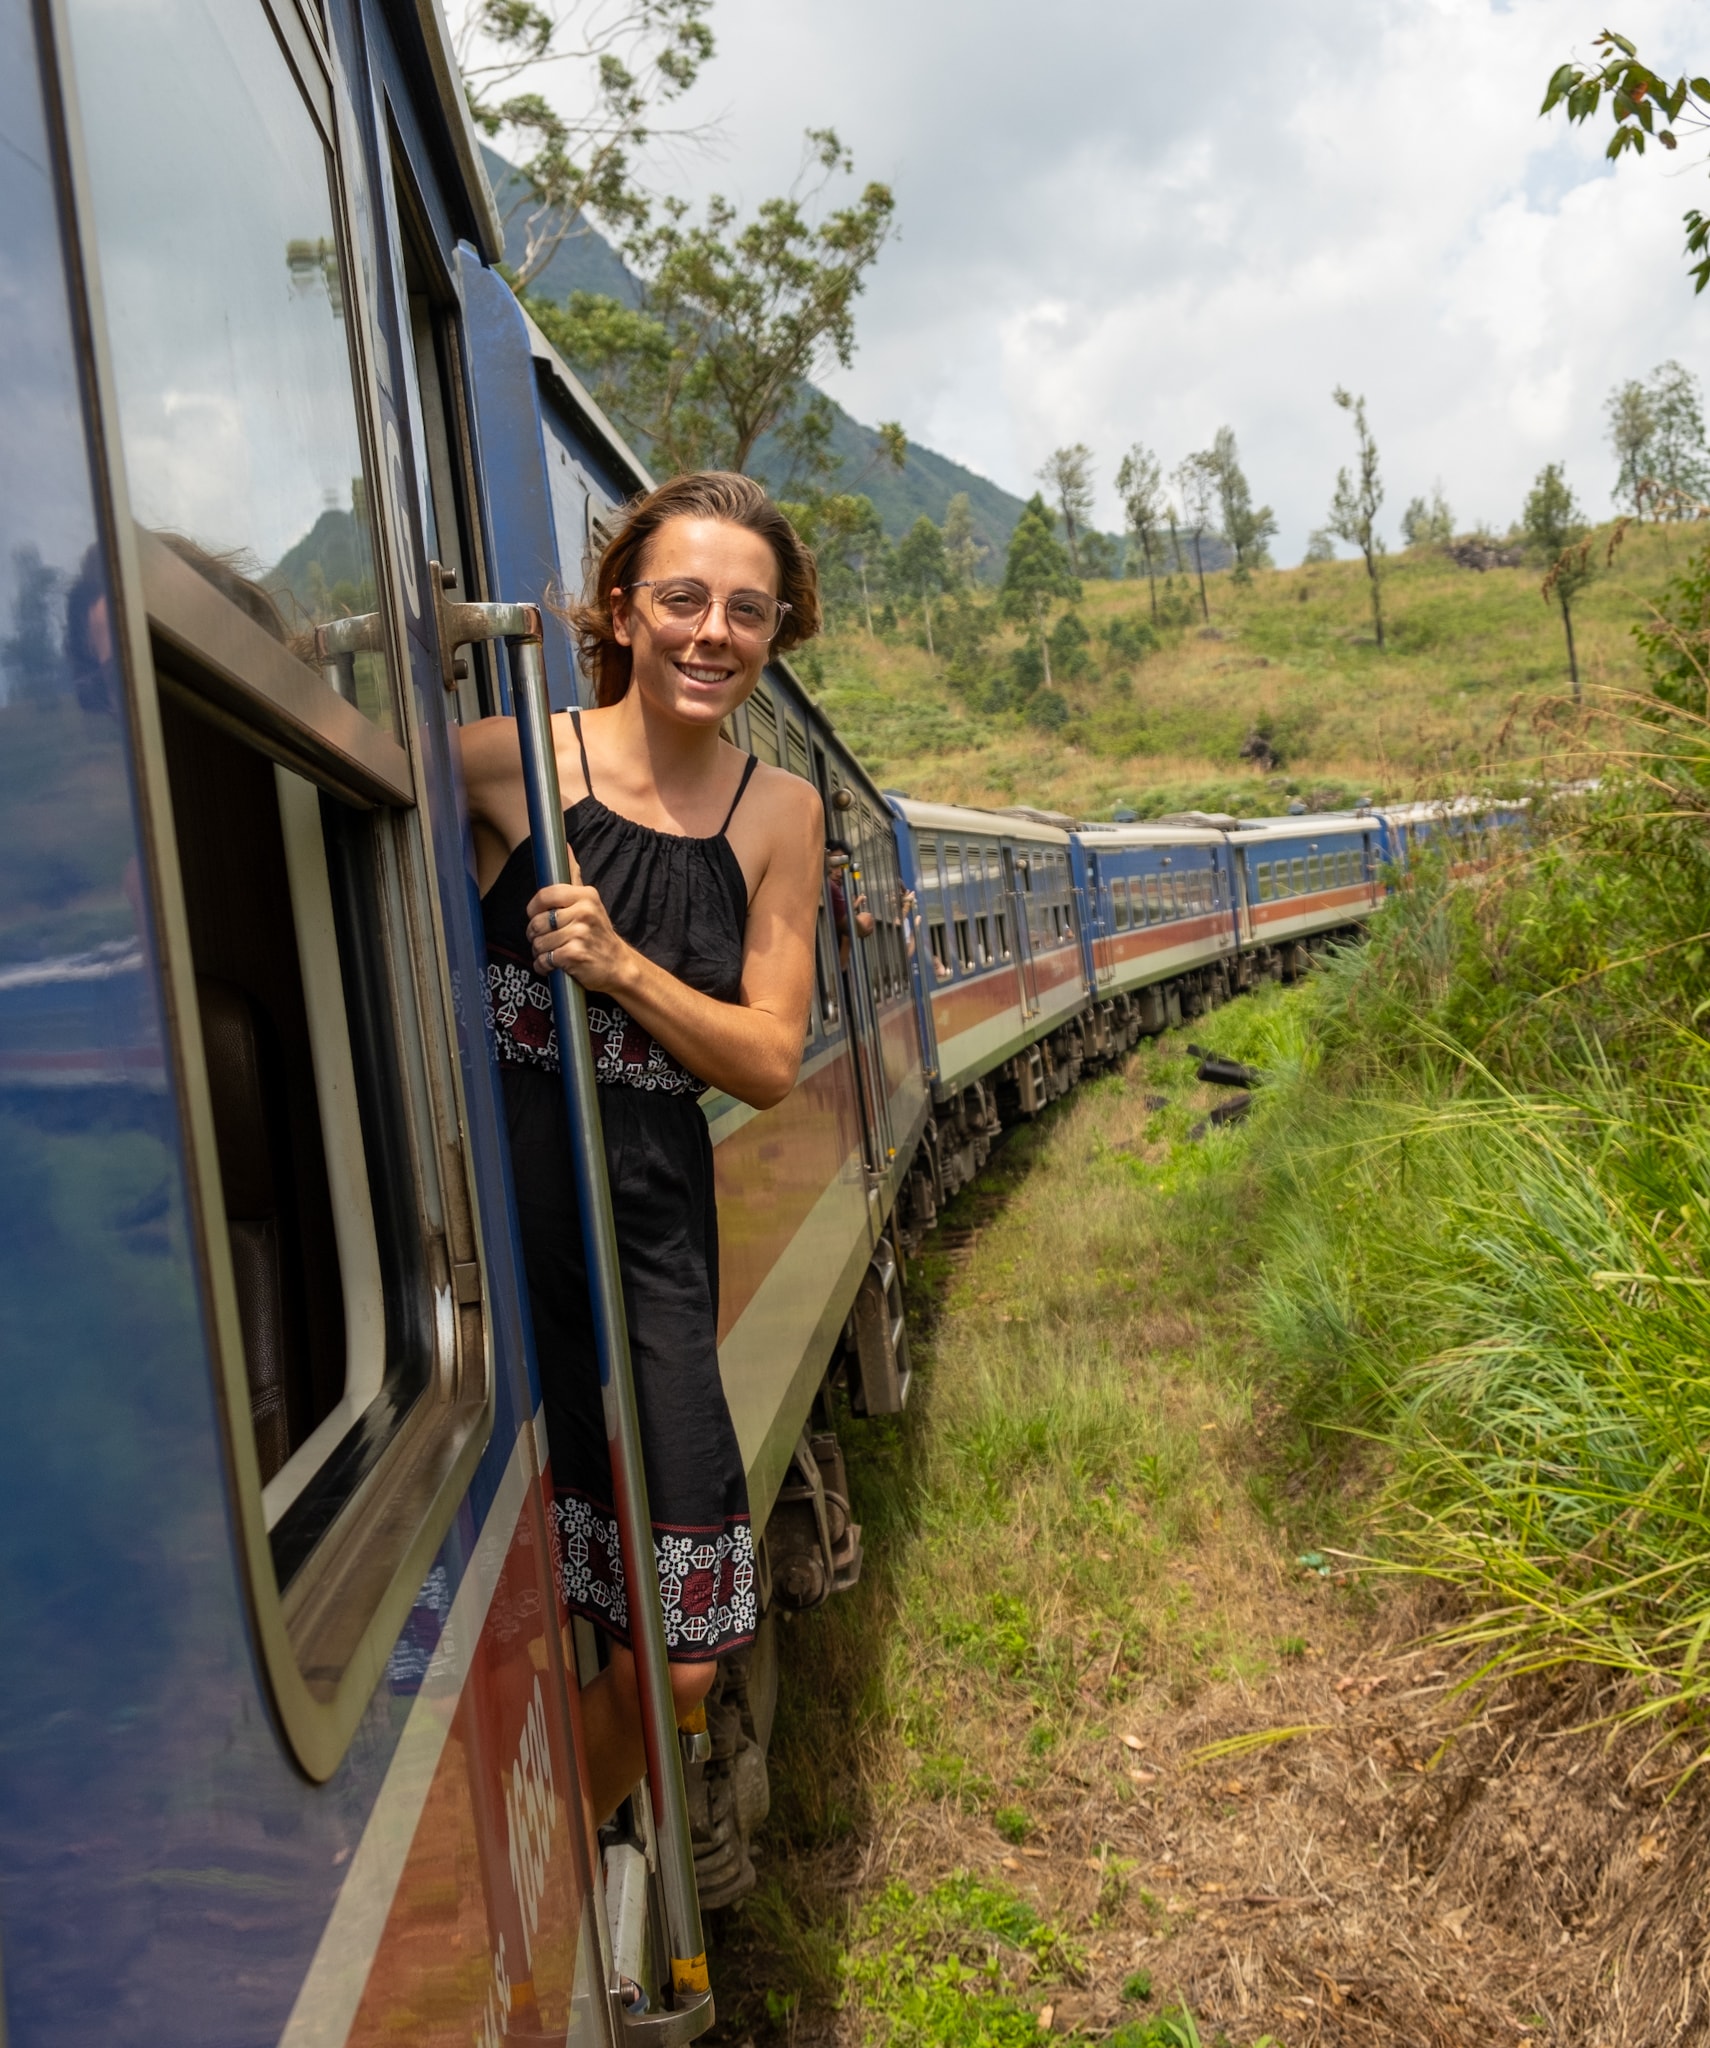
[802, 525, 1682, 819]
[707, 974, 1710, 2046]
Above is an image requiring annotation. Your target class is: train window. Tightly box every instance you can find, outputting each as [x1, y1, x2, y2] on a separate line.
[813, 900, 839, 1028]
[1142, 876, 1159, 921]
[928, 921, 952, 979]
[67, 0, 396, 738]
[785, 716, 812, 782]
[954, 916, 973, 971]
[747, 683, 780, 764]
[1291, 858, 1306, 893]
[1113, 878, 1131, 931]
[943, 842, 964, 903]
[1257, 862, 1272, 902]
[995, 910, 1010, 957]
[975, 915, 993, 964]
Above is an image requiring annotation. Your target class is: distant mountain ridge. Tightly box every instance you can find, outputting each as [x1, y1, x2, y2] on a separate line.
[482, 147, 1034, 574]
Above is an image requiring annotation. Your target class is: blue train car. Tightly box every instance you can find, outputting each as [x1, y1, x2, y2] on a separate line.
[0, 0, 629, 2038]
[1069, 822, 1241, 1032]
[1225, 815, 1383, 974]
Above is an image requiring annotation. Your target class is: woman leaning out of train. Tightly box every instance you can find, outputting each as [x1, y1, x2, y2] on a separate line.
[459, 472, 825, 1825]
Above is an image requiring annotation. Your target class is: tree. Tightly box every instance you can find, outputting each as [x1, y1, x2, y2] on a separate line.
[1302, 529, 1337, 565]
[1115, 442, 1166, 621]
[942, 493, 983, 589]
[1522, 462, 1594, 702]
[532, 129, 894, 485]
[1400, 484, 1454, 548]
[893, 515, 948, 655]
[1605, 361, 1710, 518]
[457, 0, 715, 291]
[1327, 387, 1386, 649]
[1000, 494, 1079, 686]
[1606, 376, 1657, 515]
[785, 490, 885, 633]
[1173, 452, 1218, 623]
[1037, 444, 1096, 576]
[1542, 35, 1710, 295]
[1208, 425, 1277, 584]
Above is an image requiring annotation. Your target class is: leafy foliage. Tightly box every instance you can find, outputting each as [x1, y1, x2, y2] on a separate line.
[1000, 494, 1079, 681]
[1542, 32, 1710, 293]
[1401, 486, 1454, 549]
[1037, 444, 1097, 577]
[458, 0, 714, 289]
[1208, 426, 1276, 585]
[1604, 360, 1710, 518]
[528, 129, 894, 483]
[1117, 443, 1168, 620]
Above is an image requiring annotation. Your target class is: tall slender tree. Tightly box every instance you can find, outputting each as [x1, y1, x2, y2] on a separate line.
[1115, 442, 1165, 621]
[942, 492, 981, 589]
[893, 515, 948, 656]
[1522, 462, 1594, 703]
[1327, 387, 1386, 649]
[1037, 444, 1096, 576]
[1000, 494, 1079, 685]
[1208, 426, 1277, 584]
[1174, 452, 1218, 623]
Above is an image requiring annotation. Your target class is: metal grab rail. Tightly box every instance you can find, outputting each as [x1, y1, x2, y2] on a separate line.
[430, 568, 713, 2038]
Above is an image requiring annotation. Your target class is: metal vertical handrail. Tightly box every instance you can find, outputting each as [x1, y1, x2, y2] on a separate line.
[429, 569, 712, 2033]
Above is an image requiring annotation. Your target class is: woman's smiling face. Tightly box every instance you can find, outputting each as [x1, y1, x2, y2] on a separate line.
[611, 516, 780, 730]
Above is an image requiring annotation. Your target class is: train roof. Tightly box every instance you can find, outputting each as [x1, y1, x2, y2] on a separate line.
[886, 794, 1071, 845]
[1225, 814, 1377, 844]
[1070, 823, 1227, 849]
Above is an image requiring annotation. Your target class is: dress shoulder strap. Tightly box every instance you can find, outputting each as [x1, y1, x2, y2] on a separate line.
[718, 753, 760, 836]
[567, 706, 594, 799]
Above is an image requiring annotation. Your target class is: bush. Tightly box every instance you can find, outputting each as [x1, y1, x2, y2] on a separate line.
[1027, 688, 1069, 732]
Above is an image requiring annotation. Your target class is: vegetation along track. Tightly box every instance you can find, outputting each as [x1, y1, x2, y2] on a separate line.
[700, 728, 1710, 2046]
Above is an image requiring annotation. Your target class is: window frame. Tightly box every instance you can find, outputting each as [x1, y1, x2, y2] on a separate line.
[62, 0, 496, 1781]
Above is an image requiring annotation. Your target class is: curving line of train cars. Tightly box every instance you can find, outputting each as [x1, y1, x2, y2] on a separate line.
[0, 2, 1526, 2039]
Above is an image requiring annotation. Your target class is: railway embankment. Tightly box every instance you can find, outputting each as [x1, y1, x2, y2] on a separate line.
[707, 674, 1710, 2046]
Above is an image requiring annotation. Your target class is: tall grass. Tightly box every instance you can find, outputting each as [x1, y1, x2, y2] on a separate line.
[1230, 633, 1710, 1755]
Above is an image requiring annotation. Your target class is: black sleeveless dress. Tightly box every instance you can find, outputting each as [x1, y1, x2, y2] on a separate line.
[482, 709, 759, 1663]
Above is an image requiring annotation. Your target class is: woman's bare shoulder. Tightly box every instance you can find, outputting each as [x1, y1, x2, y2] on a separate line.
[458, 713, 521, 776]
[741, 755, 823, 838]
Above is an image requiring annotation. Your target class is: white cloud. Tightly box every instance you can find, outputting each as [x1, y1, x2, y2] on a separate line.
[583, 0, 1710, 554]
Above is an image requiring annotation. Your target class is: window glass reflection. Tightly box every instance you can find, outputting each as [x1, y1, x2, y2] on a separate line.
[66, 0, 394, 732]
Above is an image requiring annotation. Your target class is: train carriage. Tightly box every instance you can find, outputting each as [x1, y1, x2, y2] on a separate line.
[1227, 816, 1383, 973]
[886, 798, 1092, 1199]
[1069, 822, 1240, 1034]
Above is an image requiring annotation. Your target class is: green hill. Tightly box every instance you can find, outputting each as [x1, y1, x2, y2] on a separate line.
[798, 523, 1679, 820]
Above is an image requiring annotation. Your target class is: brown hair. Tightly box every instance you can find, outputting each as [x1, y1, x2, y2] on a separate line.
[560, 471, 822, 706]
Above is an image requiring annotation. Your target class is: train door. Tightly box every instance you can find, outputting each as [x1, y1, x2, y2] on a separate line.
[1087, 853, 1115, 989]
[1003, 842, 1041, 1017]
[818, 741, 892, 1188]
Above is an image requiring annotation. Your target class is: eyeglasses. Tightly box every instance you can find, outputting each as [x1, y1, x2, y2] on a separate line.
[626, 579, 790, 645]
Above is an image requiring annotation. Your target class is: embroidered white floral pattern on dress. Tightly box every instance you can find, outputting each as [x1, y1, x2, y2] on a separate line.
[552, 1491, 757, 1655]
[484, 948, 703, 1094]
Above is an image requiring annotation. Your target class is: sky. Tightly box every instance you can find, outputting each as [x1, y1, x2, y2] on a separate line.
[604, 0, 1710, 560]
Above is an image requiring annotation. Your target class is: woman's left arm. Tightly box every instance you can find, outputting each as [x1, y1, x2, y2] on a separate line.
[524, 779, 824, 1111]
